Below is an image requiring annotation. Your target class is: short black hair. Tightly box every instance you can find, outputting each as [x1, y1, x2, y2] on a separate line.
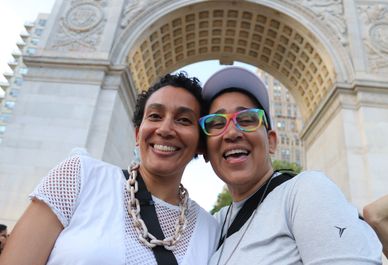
[0, 224, 7, 232]
[132, 72, 205, 157]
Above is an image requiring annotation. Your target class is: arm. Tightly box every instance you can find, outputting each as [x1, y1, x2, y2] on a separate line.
[0, 200, 63, 265]
[364, 195, 388, 257]
[289, 172, 382, 264]
[0, 155, 81, 265]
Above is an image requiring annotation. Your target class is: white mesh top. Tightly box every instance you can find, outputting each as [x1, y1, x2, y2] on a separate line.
[30, 154, 219, 265]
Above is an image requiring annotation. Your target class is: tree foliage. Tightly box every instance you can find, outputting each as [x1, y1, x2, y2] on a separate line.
[210, 186, 233, 214]
[210, 160, 302, 214]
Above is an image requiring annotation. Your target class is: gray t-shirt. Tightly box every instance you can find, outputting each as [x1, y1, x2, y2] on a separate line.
[210, 171, 382, 265]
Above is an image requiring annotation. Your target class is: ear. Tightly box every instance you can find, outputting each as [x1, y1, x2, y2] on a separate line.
[267, 130, 277, 155]
[135, 127, 140, 145]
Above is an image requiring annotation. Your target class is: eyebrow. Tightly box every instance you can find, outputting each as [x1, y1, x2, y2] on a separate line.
[212, 106, 250, 114]
[146, 103, 164, 111]
[176, 106, 197, 116]
[146, 104, 197, 116]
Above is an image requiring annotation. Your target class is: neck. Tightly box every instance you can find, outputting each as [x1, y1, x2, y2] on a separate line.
[138, 166, 182, 205]
[228, 168, 274, 202]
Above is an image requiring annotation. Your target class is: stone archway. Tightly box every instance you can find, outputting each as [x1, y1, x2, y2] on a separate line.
[114, 0, 349, 123]
[1, 0, 388, 227]
[112, 0, 388, 209]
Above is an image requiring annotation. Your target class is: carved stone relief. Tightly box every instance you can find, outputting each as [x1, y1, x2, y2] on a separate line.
[50, 0, 107, 52]
[358, 4, 388, 72]
[292, 0, 348, 45]
[121, 0, 170, 28]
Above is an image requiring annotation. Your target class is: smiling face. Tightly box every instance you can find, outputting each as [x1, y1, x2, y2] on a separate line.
[206, 91, 277, 201]
[136, 85, 201, 181]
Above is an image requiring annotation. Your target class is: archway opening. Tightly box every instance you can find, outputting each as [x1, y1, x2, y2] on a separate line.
[125, 1, 336, 123]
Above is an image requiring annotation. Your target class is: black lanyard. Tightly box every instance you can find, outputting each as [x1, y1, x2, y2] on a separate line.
[123, 170, 178, 265]
[217, 172, 295, 250]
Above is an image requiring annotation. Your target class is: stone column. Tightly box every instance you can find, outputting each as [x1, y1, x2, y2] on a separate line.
[301, 85, 388, 211]
[0, 0, 135, 227]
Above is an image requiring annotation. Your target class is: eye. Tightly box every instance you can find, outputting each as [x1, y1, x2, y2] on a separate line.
[237, 112, 259, 126]
[147, 112, 162, 121]
[206, 116, 226, 129]
[176, 116, 193, 125]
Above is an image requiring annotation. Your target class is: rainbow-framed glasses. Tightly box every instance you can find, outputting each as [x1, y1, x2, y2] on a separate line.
[199, 108, 268, 136]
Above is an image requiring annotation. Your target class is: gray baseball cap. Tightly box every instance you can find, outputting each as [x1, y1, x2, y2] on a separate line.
[202, 66, 272, 129]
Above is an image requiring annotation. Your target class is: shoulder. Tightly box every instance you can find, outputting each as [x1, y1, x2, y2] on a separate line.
[189, 199, 218, 227]
[51, 153, 124, 192]
[212, 205, 230, 225]
[277, 171, 349, 212]
[73, 154, 123, 180]
[285, 171, 340, 193]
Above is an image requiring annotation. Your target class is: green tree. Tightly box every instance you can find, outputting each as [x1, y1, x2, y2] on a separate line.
[210, 186, 232, 214]
[210, 160, 302, 214]
[272, 160, 302, 173]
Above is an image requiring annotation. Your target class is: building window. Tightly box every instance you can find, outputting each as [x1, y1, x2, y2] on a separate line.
[0, 114, 12, 123]
[5, 101, 15, 110]
[38, 19, 47, 27]
[0, 125, 6, 134]
[281, 148, 290, 162]
[277, 120, 286, 130]
[14, 77, 23, 86]
[295, 149, 301, 165]
[280, 135, 285, 144]
[275, 107, 282, 116]
[287, 105, 292, 117]
[9, 89, 20, 97]
[19, 67, 28, 75]
[30, 38, 39, 45]
[290, 121, 296, 131]
[35, 28, 43, 36]
[26, 47, 36, 55]
[273, 84, 282, 98]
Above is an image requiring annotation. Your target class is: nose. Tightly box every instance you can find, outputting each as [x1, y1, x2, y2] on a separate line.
[156, 117, 175, 138]
[223, 120, 242, 141]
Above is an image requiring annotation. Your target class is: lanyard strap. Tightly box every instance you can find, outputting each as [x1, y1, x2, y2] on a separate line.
[217, 172, 295, 250]
[123, 170, 178, 265]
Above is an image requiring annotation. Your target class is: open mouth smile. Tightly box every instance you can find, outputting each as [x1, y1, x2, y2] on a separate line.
[152, 144, 179, 153]
[223, 149, 250, 160]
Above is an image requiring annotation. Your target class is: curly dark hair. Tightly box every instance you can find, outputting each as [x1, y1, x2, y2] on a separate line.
[132, 72, 203, 127]
[132, 72, 205, 157]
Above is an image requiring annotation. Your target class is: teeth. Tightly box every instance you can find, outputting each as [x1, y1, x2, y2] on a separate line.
[154, 144, 177, 152]
[224, 149, 248, 157]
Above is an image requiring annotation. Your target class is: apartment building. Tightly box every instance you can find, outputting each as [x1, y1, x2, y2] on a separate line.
[0, 13, 49, 144]
[257, 69, 304, 167]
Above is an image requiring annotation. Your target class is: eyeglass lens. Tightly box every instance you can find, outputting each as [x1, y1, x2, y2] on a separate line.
[203, 109, 263, 135]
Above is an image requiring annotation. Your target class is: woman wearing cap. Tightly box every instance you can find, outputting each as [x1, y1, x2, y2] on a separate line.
[199, 66, 382, 264]
[0, 72, 218, 265]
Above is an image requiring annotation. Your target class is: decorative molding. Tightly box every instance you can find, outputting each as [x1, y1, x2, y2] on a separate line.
[121, 0, 151, 28]
[292, 0, 348, 45]
[358, 4, 388, 72]
[120, 0, 171, 28]
[50, 0, 107, 52]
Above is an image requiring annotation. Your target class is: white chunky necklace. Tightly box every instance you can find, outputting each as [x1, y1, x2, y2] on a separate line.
[126, 163, 189, 250]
